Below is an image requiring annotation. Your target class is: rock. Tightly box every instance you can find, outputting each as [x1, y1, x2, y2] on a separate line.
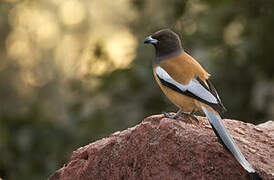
[49, 114, 274, 180]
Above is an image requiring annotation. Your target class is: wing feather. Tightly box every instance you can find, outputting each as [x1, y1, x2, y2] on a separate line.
[156, 66, 225, 112]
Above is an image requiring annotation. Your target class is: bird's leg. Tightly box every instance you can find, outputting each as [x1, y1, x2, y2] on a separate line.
[164, 109, 184, 120]
[188, 110, 199, 124]
[164, 109, 199, 124]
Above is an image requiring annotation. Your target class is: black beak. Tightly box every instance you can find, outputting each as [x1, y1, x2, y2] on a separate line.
[144, 36, 158, 44]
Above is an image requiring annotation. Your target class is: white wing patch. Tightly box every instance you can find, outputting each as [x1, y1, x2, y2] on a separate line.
[155, 66, 218, 104]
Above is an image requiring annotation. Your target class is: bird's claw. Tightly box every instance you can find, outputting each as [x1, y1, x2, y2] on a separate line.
[164, 112, 177, 119]
[189, 115, 199, 124]
[163, 112, 185, 121]
[163, 112, 199, 124]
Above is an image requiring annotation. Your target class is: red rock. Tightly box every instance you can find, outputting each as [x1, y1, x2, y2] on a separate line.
[49, 114, 274, 180]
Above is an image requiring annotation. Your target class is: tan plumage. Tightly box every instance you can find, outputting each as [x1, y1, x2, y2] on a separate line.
[158, 52, 210, 85]
[153, 69, 198, 112]
[153, 52, 215, 113]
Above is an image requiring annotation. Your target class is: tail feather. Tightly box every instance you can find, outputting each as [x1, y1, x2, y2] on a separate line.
[201, 106, 258, 175]
[249, 172, 262, 180]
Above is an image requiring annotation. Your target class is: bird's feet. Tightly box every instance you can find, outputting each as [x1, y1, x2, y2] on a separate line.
[163, 112, 185, 121]
[163, 111, 199, 124]
[188, 115, 199, 124]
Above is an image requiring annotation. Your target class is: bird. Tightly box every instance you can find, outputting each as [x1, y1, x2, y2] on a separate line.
[144, 28, 262, 180]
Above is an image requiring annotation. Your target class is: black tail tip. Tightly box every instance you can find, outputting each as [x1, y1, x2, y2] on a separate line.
[249, 172, 262, 180]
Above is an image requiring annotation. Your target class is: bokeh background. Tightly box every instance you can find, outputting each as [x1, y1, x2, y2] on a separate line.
[0, 0, 273, 179]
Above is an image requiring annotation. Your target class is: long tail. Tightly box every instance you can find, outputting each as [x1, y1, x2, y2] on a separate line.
[201, 106, 262, 180]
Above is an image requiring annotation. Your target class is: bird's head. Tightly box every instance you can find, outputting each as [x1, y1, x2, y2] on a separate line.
[144, 29, 183, 61]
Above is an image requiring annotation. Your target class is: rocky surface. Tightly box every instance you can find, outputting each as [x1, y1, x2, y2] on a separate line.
[49, 114, 274, 180]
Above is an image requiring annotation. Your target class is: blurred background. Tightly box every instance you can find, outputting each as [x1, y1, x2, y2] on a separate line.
[0, 0, 273, 179]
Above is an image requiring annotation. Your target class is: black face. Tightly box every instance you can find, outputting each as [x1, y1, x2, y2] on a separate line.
[144, 29, 183, 59]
